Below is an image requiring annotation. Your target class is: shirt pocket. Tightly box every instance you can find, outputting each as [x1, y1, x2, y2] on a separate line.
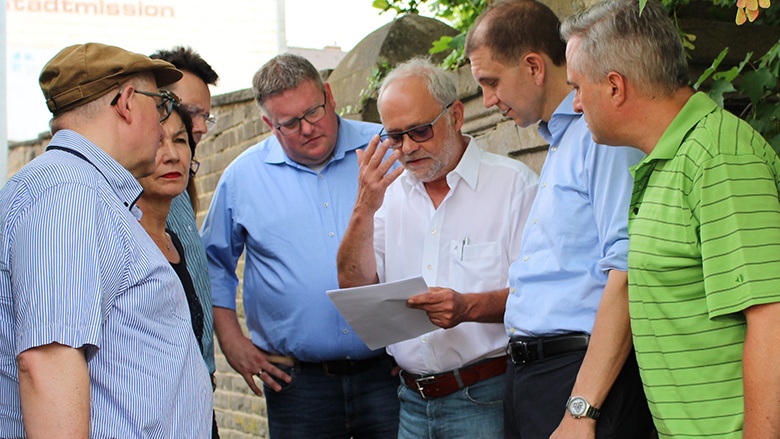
[448, 240, 502, 292]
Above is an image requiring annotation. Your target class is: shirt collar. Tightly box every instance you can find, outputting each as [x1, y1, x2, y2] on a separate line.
[537, 91, 579, 146]
[647, 92, 718, 161]
[447, 136, 480, 191]
[401, 135, 480, 192]
[47, 129, 144, 211]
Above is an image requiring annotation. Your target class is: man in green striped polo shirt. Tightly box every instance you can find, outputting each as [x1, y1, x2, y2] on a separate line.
[561, 0, 780, 437]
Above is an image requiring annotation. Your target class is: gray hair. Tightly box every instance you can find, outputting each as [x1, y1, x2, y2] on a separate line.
[377, 57, 458, 110]
[251, 53, 323, 109]
[561, 0, 688, 96]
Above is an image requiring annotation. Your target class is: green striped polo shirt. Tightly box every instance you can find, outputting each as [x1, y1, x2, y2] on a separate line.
[627, 92, 780, 438]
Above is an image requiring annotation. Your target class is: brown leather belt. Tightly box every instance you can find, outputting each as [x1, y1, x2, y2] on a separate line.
[401, 355, 507, 400]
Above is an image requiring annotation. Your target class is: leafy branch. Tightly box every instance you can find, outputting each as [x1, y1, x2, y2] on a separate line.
[371, 0, 778, 151]
[695, 41, 780, 150]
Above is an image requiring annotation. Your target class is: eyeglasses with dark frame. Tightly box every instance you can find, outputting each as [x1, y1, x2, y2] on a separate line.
[378, 102, 454, 149]
[110, 87, 180, 123]
[180, 103, 217, 131]
[275, 92, 328, 136]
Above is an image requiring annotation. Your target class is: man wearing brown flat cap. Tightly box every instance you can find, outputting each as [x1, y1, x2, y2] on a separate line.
[0, 42, 213, 438]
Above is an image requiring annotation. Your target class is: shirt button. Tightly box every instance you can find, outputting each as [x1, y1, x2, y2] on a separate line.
[533, 218, 537, 224]
[323, 202, 329, 208]
[431, 229, 437, 235]
[427, 265, 432, 271]
[329, 232, 335, 237]
[523, 256, 529, 261]
[509, 328, 516, 334]
[542, 182, 547, 188]
[510, 287, 516, 294]
[422, 338, 428, 344]
[551, 146, 557, 152]
[343, 329, 349, 334]
[319, 175, 324, 179]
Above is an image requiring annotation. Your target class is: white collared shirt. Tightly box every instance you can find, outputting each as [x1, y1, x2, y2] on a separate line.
[375, 137, 538, 374]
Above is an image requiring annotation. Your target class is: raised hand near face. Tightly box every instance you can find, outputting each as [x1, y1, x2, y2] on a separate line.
[353, 135, 404, 215]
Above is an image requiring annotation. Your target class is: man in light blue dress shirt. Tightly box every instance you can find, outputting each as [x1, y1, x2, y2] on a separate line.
[466, 2, 653, 438]
[201, 53, 399, 438]
[0, 43, 212, 438]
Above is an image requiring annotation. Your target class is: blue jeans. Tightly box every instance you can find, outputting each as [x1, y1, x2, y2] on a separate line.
[263, 356, 399, 439]
[398, 374, 504, 439]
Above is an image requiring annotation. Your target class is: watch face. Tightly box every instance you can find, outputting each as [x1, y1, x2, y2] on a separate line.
[569, 397, 587, 416]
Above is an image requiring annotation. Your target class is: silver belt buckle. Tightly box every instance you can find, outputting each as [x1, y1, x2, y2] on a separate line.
[507, 341, 530, 365]
[414, 375, 436, 399]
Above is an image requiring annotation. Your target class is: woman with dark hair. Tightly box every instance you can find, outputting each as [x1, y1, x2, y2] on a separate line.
[136, 105, 213, 431]
[137, 105, 203, 345]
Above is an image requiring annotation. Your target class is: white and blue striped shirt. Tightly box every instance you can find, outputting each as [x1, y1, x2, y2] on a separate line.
[0, 130, 212, 438]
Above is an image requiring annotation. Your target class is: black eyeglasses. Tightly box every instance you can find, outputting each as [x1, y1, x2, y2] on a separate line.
[181, 103, 217, 130]
[110, 88, 180, 123]
[379, 102, 453, 149]
[275, 92, 328, 136]
[190, 159, 200, 175]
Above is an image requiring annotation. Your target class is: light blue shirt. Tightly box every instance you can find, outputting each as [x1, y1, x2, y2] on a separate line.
[0, 130, 212, 438]
[202, 117, 383, 362]
[167, 191, 216, 375]
[505, 92, 644, 337]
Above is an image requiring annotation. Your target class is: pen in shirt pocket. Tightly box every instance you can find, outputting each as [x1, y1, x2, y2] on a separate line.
[460, 237, 469, 260]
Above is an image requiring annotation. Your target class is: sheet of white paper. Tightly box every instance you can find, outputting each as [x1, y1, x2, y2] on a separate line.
[326, 276, 440, 350]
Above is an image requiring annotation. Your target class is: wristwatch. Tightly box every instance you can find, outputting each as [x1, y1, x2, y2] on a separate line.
[566, 396, 601, 420]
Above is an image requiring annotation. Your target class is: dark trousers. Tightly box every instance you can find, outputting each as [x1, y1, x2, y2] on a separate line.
[504, 349, 654, 438]
[264, 355, 399, 439]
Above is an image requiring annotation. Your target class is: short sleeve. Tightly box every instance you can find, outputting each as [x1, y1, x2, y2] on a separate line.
[11, 183, 124, 359]
[698, 154, 780, 318]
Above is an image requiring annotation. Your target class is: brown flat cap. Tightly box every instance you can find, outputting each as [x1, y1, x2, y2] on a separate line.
[39, 42, 183, 114]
